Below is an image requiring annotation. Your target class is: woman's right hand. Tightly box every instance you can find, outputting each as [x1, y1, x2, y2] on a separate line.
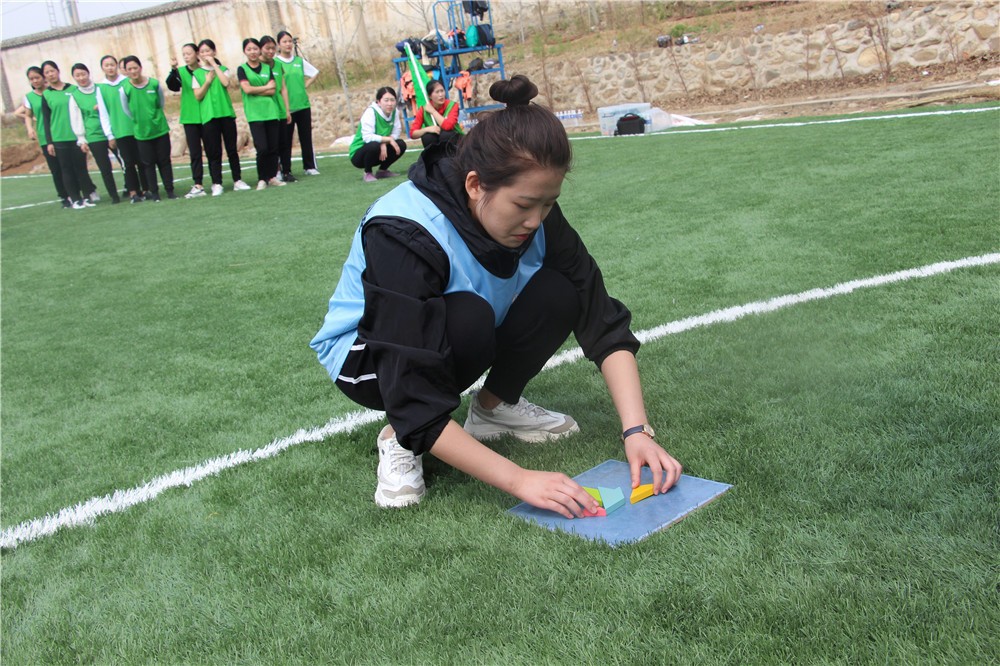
[169, 56, 178, 68]
[27, 127, 37, 141]
[424, 124, 441, 135]
[379, 142, 387, 162]
[510, 469, 599, 519]
[47, 144, 55, 157]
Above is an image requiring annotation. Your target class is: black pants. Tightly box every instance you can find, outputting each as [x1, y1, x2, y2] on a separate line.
[350, 140, 407, 174]
[248, 120, 280, 183]
[202, 116, 241, 184]
[420, 130, 461, 149]
[51, 141, 92, 202]
[87, 140, 120, 201]
[137, 134, 174, 195]
[116, 135, 147, 194]
[278, 117, 293, 176]
[336, 268, 579, 409]
[282, 107, 316, 171]
[183, 123, 204, 186]
[42, 146, 68, 200]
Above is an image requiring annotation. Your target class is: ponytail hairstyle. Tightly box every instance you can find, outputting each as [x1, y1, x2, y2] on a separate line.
[120, 55, 142, 69]
[26, 66, 43, 77]
[276, 30, 293, 43]
[259, 35, 277, 48]
[182, 42, 198, 52]
[242, 37, 261, 53]
[40, 60, 59, 73]
[455, 74, 571, 193]
[100, 55, 118, 67]
[71, 63, 89, 74]
[375, 86, 396, 102]
[197, 38, 217, 53]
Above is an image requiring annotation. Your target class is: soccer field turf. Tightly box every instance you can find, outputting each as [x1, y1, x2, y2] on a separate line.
[2, 105, 998, 663]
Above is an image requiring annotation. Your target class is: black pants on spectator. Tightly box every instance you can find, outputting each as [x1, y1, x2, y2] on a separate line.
[87, 140, 120, 201]
[137, 134, 174, 195]
[116, 135, 147, 194]
[282, 108, 316, 171]
[42, 146, 68, 201]
[350, 140, 407, 174]
[249, 120, 280, 183]
[51, 141, 92, 202]
[183, 123, 204, 186]
[336, 267, 579, 410]
[278, 117, 293, 176]
[202, 116, 241, 184]
[420, 130, 461, 150]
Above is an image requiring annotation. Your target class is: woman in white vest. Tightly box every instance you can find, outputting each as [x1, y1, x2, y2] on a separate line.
[275, 31, 320, 176]
[311, 75, 682, 513]
[348, 87, 407, 183]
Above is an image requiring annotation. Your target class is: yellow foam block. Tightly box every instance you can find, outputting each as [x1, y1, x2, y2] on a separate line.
[630, 484, 654, 504]
[583, 487, 603, 506]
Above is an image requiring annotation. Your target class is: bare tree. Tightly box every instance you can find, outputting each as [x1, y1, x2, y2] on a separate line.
[825, 27, 846, 81]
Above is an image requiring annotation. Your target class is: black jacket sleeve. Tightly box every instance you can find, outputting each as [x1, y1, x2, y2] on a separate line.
[41, 97, 53, 145]
[542, 204, 640, 366]
[358, 218, 456, 455]
[165, 67, 182, 92]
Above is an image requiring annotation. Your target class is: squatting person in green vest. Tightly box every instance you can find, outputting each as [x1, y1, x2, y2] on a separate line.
[409, 78, 465, 149]
[98, 55, 148, 203]
[194, 39, 251, 195]
[40, 60, 97, 209]
[68, 63, 120, 204]
[166, 43, 208, 199]
[349, 86, 407, 183]
[119, 55, 175, 202]
[260, 35, 295, 182]
[238, 37, 285, 191]
[275, 31, 320, 176]
[16, 65, 70, 207]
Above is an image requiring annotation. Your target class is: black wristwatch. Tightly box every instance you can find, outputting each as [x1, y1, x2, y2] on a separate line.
[621, 424, 656, 443]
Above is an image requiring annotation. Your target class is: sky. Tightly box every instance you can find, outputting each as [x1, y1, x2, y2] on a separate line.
[1, 1, 167, 41]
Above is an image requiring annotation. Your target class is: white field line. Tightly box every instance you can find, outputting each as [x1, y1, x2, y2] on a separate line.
[3, 106, 995, 211]
[2, 251, 998, 550]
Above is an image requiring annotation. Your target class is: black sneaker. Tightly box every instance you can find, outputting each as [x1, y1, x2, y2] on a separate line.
[111, 196, 122, 205]
[166, 189, 177, 200]
[148, 192, 162, 202]
[282, 172, 297, 183]
[62, 198, 73, 209]
[130, 194, 144, 204]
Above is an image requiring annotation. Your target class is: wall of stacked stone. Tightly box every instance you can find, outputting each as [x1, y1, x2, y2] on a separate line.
[512, 2, 998, 112]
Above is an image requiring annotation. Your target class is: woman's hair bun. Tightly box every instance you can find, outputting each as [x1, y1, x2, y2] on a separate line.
[489, 74, 538, 106]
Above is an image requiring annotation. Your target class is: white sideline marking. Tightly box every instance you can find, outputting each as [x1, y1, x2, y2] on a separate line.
[2, 252, 997, 550]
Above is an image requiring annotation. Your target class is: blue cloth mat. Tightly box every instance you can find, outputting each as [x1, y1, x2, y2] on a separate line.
[507, 460, 732, 546]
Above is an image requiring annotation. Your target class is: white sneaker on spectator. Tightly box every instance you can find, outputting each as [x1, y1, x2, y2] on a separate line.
[256, 180, 267, 191]
[267, 177, 286, 187]
[232, 180, 252, 191]
[304, 168, 320, 176]
[185, 185, 206, 199]
[211, 184, 224, 197]
[374, 426, 425, 508]
[88, 191, 100, 202]
[464, 392, 579, 443]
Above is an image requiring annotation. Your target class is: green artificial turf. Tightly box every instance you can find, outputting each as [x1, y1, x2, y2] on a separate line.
[2, 105, 998, 664]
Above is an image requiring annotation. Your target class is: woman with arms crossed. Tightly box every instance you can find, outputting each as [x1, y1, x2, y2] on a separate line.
[260, 35, 294, 183]
[311, 76, 681, 514]
[348, 86, 407, 183]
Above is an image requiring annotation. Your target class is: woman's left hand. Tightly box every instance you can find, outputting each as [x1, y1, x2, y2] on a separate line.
[389, 138, 401, 155]
[379, 142, 387, 162]
[624, 434, 682, 494]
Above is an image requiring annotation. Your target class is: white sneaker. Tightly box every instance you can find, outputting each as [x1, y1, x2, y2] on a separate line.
[256, 180, 267, 191]
[88, 191, 100, 202]
[303, 168, 320, 176]
[71, 199, 87, 210]
[184, 185, 206, 199]
[374, 426, 425, 508]
[267, 177, 286, 187]
[211, 184, 224, 197]
[464, 392, 579, 443]
[81, 199, 97, 208]
[275, 171, 284, 182]
[232, 180, 252, 191]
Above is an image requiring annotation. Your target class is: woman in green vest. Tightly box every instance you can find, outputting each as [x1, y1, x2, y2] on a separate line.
[194, 39, 250, 195]
[409, 78, 464, 150]
[119, 55, 174, 202]
[40, 60, 96, 209]
[98, 55, 147, 204]
[166, 44, 207, 198]
[238, 37, 285, 190]
[68, 63, 120, 204]
[15, 66, 70, 207]
[349, 86, 407, 183]
[275, 31, 320, 176]
[260, 35, 294, 182]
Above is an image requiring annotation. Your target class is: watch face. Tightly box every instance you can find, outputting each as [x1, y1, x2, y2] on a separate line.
[643, 425, 656, 439]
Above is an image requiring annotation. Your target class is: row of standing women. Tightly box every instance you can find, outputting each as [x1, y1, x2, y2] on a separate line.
[16, 32, 318, 208]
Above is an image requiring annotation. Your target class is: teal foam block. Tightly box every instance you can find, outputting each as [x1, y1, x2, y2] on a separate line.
[508, 460, 732, 546]
[598, 486, 625, 514]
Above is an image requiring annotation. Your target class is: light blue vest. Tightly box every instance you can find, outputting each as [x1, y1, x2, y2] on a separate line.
[311, 181, 546, 381]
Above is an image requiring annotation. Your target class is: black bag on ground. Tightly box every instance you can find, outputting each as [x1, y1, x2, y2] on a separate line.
[468, 57, 485, 71]
[615, 113, 645, 136]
